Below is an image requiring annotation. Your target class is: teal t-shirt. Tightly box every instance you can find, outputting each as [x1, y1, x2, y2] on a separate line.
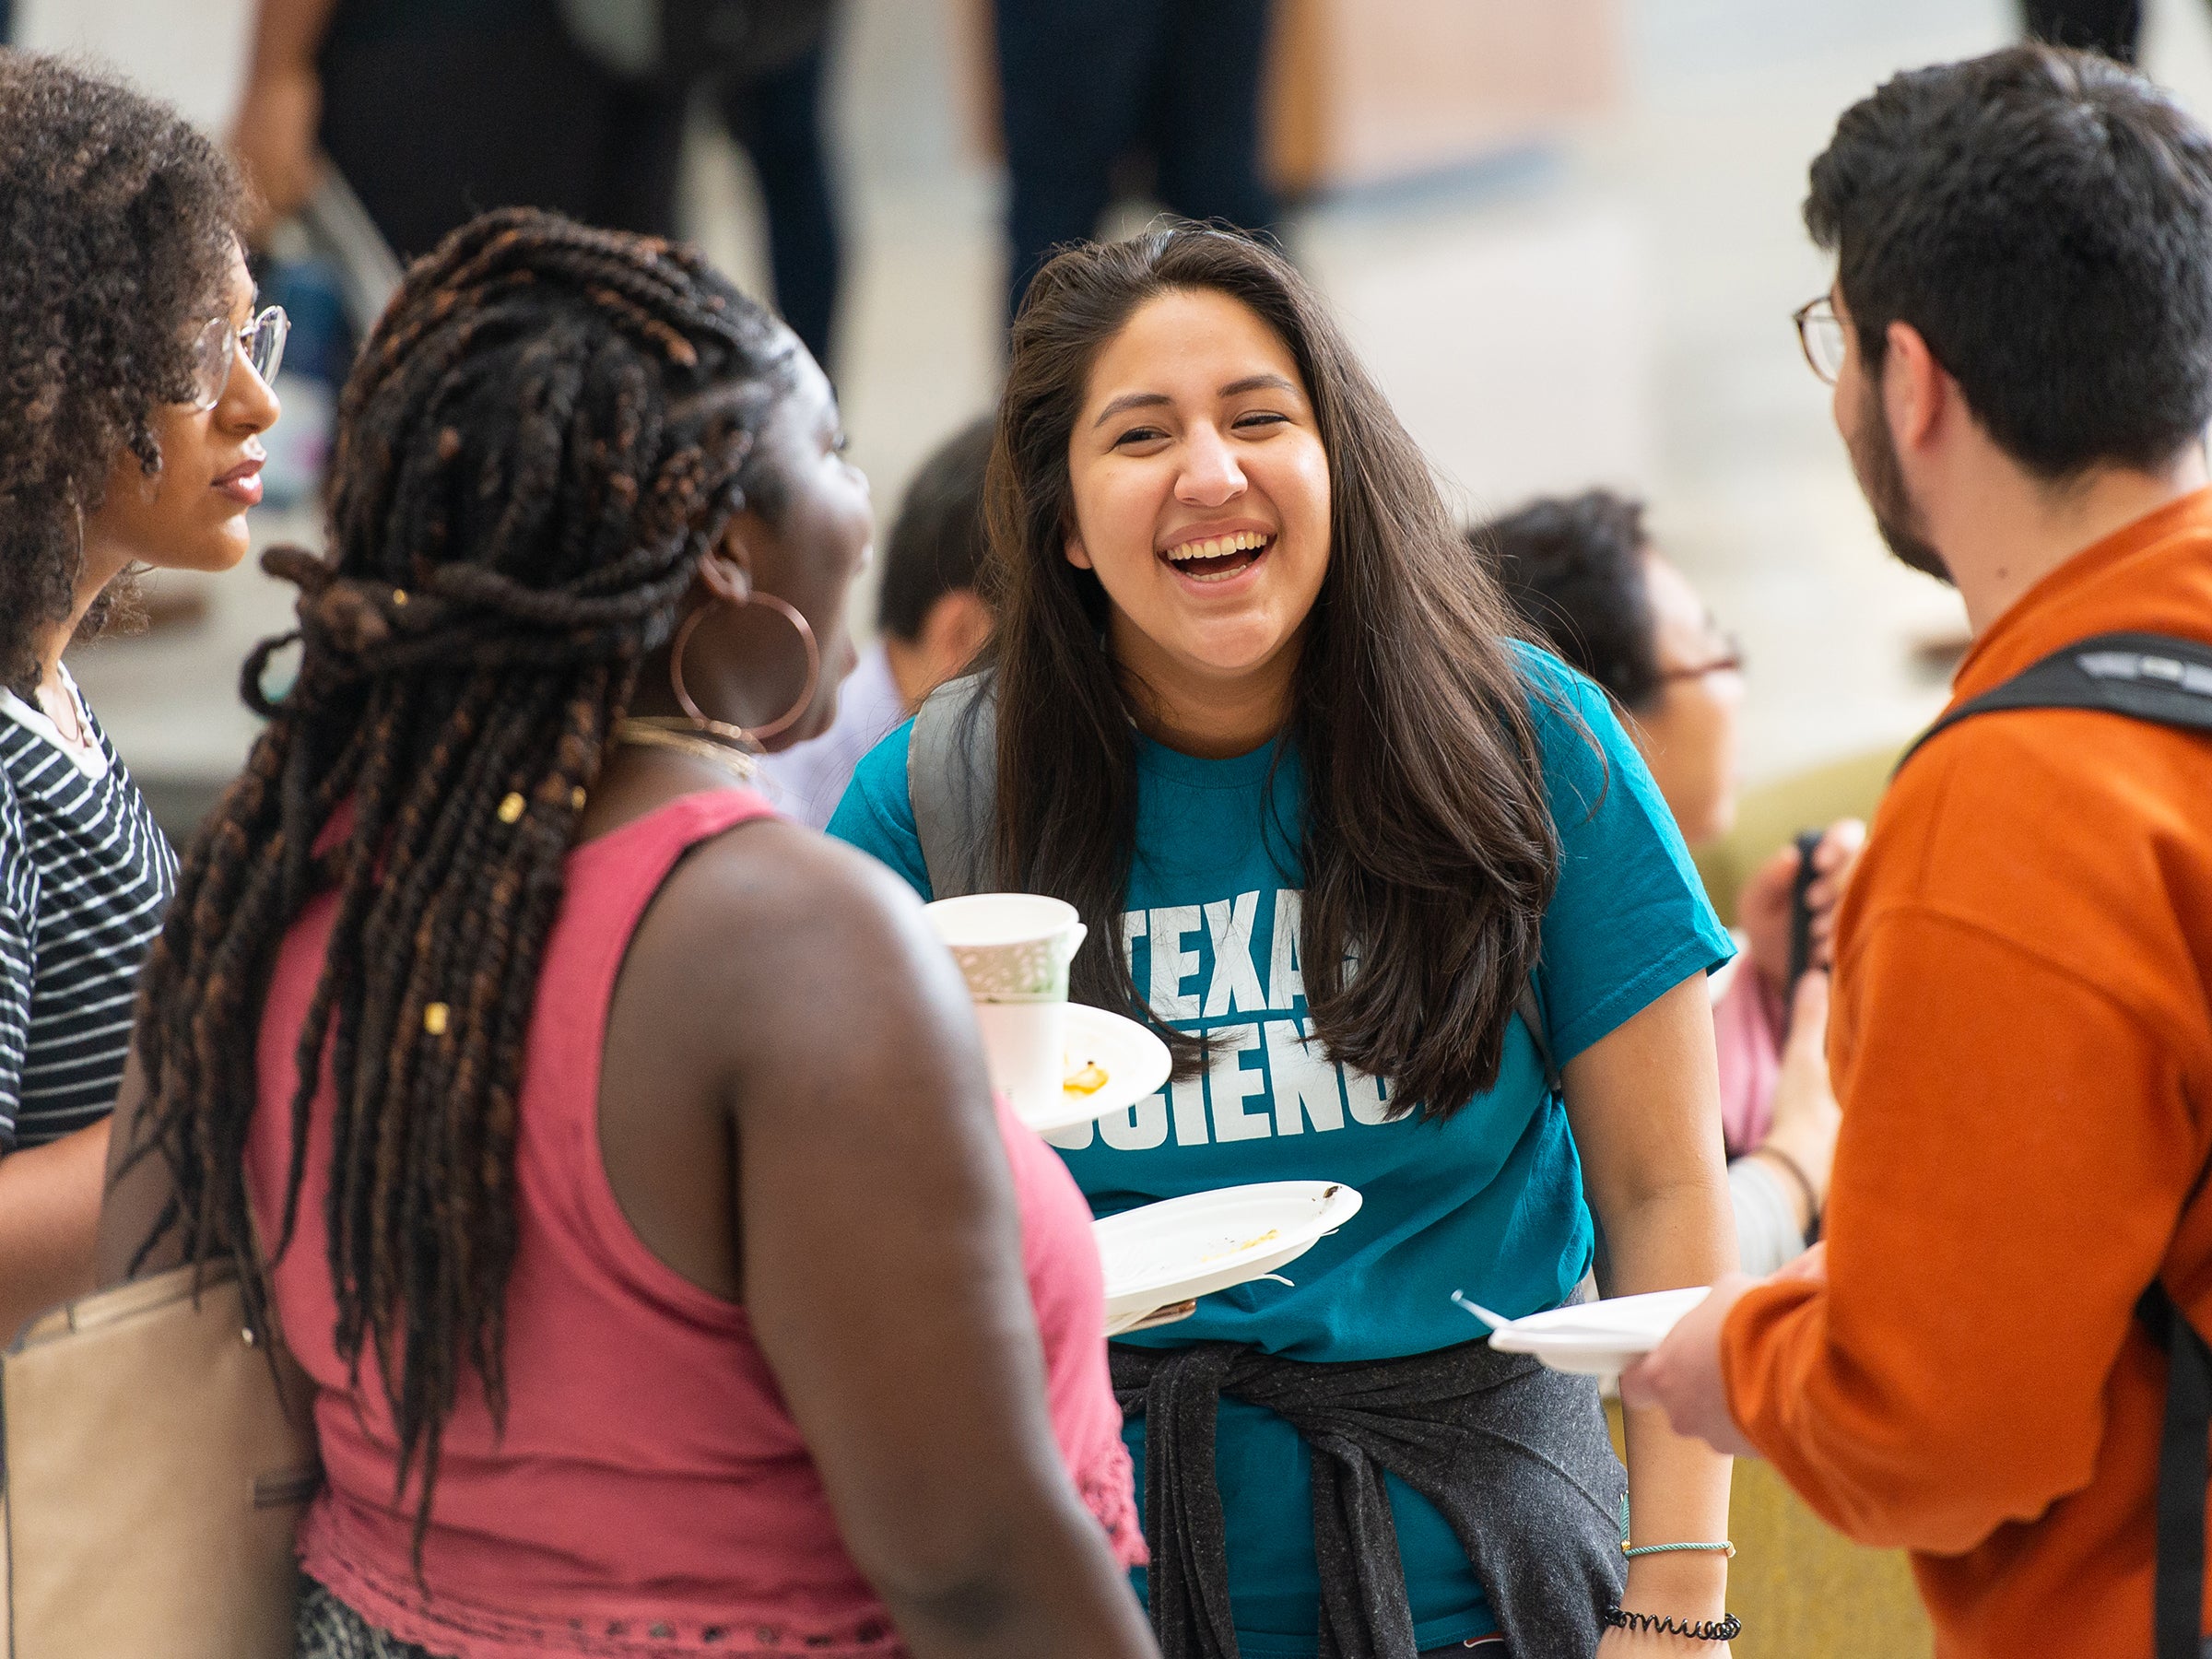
[827, 647, 1731, 1655]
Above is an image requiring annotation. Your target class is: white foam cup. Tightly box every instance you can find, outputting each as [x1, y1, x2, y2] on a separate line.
[924, 894, 1088, 1117]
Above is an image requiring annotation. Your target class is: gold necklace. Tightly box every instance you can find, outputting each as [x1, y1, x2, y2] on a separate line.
[613, 716, 759, 782]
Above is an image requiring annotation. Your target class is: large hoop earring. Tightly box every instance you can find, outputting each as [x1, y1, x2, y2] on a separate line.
[668, 591, 821, 747]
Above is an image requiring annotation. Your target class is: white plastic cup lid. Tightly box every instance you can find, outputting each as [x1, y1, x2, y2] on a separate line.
[924, 892, 1083, 948]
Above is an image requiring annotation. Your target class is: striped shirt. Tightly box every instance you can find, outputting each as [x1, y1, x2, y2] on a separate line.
[0, 672, 176, 1150]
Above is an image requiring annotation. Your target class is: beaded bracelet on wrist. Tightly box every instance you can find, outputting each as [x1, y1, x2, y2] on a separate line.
[1603, 1604, 1743, 1642]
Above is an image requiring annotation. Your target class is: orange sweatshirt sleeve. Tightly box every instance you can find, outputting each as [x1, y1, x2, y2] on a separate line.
[1720, 906, 2197, 1555]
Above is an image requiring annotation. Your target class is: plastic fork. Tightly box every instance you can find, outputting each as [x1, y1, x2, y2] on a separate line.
[1451, 1290, 1511, 1329]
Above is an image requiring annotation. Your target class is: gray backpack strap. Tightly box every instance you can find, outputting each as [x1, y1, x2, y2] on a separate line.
[1515, 981, 1559, 1098]
[907, 671, 999, 900]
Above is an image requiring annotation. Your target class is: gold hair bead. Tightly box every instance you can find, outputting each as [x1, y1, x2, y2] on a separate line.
[571, 786, 588, 810]
[422, 1003, 449, 1037]
[391, 588, 408, 607]
[498, 792, 526, 824]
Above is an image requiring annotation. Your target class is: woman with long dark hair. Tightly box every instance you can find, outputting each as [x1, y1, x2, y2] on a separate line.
[831, 226, 1737, 1654]
[96, 210, 1154, 1659]
[0, 54, 282, 1338]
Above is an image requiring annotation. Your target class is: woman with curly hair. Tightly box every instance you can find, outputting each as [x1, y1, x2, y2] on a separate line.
[0, 54, 283, 1337]
[96, 208, 1154, 1659]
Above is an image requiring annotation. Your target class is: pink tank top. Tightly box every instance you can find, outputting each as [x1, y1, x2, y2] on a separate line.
[245, 790, 1142, 1658]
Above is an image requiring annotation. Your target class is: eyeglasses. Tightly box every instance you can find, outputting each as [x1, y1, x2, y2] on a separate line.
[1793, 296, 1845, 385]
[188, 305, 289, 411]
[1659, 633, 1746, 683]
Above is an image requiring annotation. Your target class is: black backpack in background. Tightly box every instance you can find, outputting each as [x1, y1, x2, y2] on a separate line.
[1897, 630, 2212, 1659]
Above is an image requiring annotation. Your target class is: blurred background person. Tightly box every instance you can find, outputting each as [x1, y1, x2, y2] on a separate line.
[759, 414, 994, 828]
[228, 0, 693, 260]
[994, 0, 1279, 322]
[714, 2, 845, 374]
[1483, 489, 1854, 1273]
[223, 1, 848, 505]
[100, 210, 1156, 1659]
[2021, 0, 2143, 61]
[0, 53, 281, 1338]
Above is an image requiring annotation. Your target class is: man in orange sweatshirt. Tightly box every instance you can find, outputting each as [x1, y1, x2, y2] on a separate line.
[1624, 44, 2212, 1657]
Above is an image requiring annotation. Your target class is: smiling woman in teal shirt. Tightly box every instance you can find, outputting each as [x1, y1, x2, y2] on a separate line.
[831, 225, 1737, 1657]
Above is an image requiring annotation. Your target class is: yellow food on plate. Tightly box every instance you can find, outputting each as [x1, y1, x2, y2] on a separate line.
[1064, 1059, 1110, 1095]
[1199, 1227, 1281, 1263]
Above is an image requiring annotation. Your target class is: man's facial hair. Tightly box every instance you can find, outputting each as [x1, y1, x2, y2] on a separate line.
[1846, 373, 1953, 586]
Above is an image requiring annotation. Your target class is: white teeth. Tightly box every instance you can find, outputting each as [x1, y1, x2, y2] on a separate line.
[1163, 530, 1271, 562]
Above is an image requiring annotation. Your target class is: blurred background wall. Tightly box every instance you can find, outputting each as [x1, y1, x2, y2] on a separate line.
[23, 0, 2212, 817]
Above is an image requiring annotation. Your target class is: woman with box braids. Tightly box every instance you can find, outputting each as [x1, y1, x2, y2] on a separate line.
[98, 206, 1156, 1659]
[123, 205, 785, 1533]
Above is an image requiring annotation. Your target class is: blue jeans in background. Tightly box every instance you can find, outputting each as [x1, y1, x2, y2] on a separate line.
[718, 34, 843, 375]
[993, 0, 1279, 324]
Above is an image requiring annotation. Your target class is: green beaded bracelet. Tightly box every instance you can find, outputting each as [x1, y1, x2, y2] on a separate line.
[1622, 1539, 1737, 1559]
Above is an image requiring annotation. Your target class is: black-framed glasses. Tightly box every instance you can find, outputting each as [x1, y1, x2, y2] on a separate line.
[1793, 296, 1844, 385]
[1659, 633, 1746, 683]
[188, 305, 289, 411]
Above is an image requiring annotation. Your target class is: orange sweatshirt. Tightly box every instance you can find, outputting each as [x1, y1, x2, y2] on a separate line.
[1721, 488, 2212, 1657]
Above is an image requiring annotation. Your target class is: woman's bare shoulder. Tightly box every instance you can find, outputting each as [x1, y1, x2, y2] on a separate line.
[655, 815, 933, 955]
[621, 816, 979, 1102]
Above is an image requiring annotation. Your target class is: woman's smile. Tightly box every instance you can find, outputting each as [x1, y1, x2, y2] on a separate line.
[1158, 521, 1277, 587]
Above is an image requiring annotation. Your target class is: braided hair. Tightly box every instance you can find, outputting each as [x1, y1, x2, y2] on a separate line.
[120, 208, 795, 1558]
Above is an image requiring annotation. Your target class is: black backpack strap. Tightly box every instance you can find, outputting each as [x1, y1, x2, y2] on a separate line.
[1897, 631, 2212, 774]
[2138, 1282, 2212, 1659]
[907, 671, 998, 900]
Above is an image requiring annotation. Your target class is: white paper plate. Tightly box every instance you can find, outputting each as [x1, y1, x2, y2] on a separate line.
[1094, 1181, 1364, 1337]
[1471, 1287, 1711, 1376]
[1019, 1004, 1173, 1135]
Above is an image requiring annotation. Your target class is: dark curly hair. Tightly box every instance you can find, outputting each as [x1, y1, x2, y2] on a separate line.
[0, 53, 246, 696]
[1475, 489, 1662, 712]
[118, 208, 796, 1565]
[1808, 45, 2212, 478]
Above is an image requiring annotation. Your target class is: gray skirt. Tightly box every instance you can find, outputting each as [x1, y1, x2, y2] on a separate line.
[296, 1580, 447, 1659]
